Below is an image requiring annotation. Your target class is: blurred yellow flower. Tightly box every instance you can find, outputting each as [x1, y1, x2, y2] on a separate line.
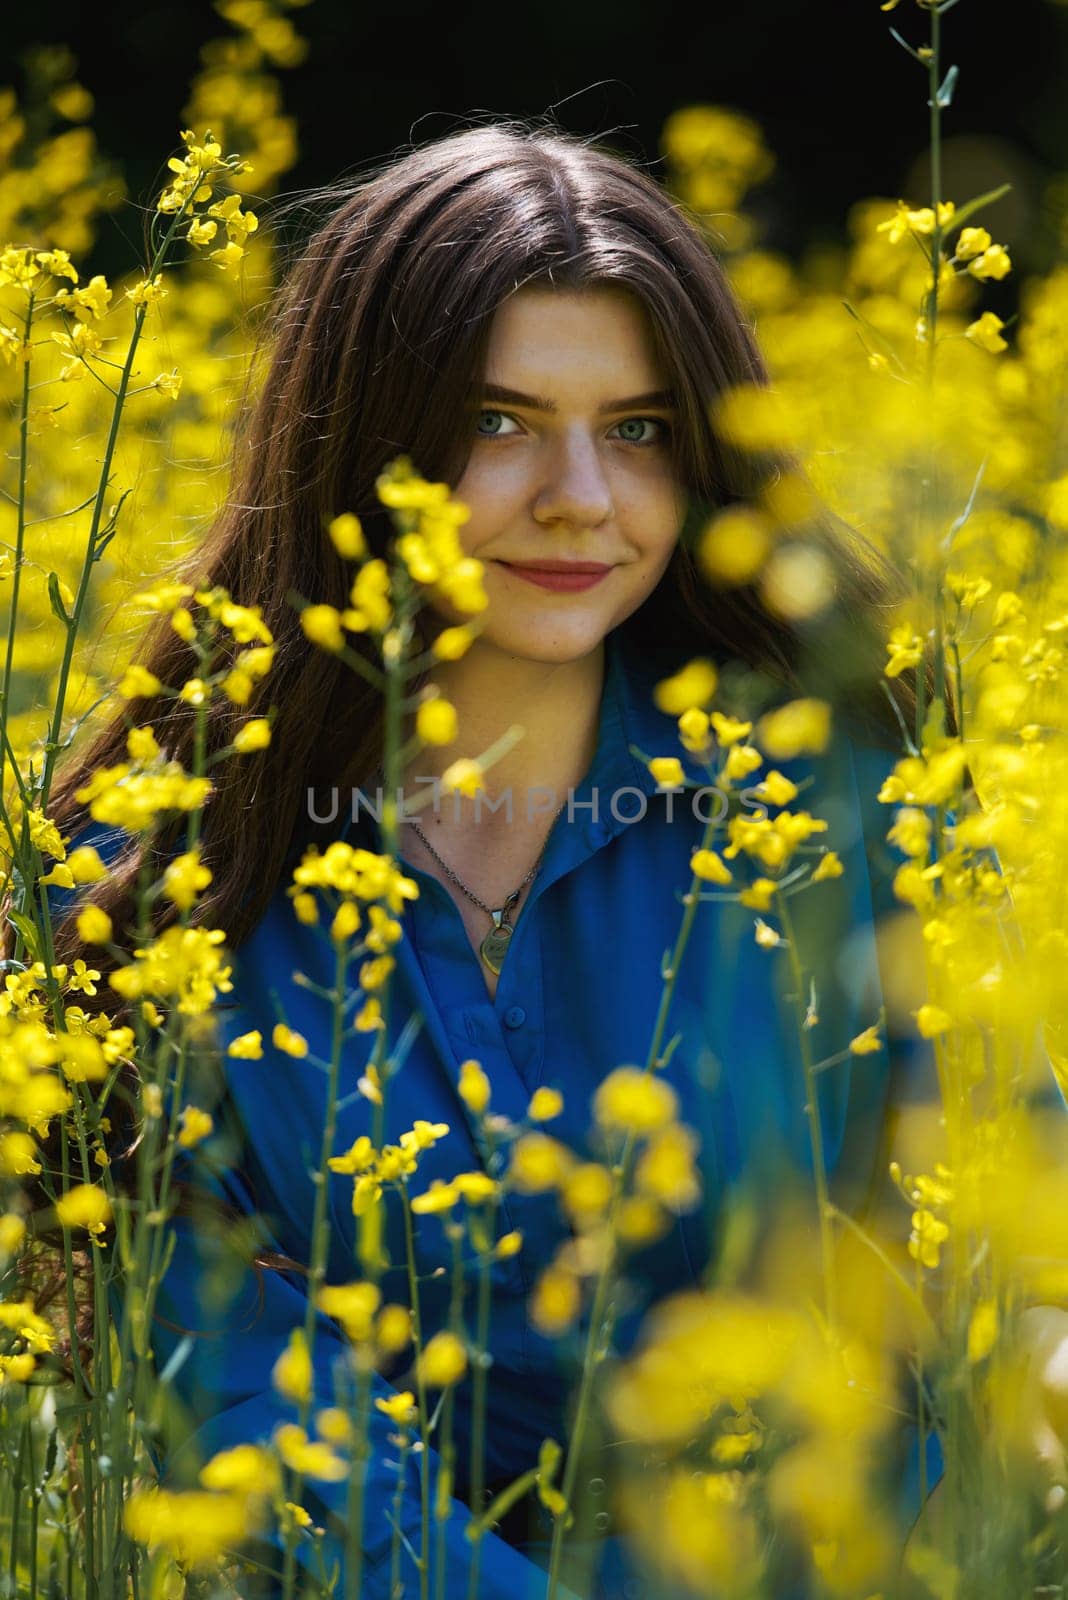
[417, 1330, 467, 1387]
[417, 697, 458, 746]
[653, 659, 718, 715]
[458, 1057, 491, 1115]
[593, 1066, 678, 1134]
[56, 1183, 112, 1235]
[527, 1086, 564, 1122]
[228, 1029, 264, 1059]
[271, 1328, 312, 1404]
[272, 1023, 308, 1057]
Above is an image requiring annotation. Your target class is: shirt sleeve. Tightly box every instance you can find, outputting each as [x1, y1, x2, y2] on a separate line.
[149, 1147, 584, 1600]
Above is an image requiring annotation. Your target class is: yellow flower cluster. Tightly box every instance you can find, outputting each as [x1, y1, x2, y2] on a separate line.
[157, 128, 256, 276]
[327, 1119, 450, 1217]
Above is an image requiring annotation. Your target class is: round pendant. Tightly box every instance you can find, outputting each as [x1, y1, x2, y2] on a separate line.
[479, 921, 514, 975]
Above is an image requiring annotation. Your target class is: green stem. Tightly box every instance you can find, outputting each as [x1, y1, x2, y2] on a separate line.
[1, 293, 34, 740]
[774, 887, 838, 1337]
[281, 935, 348, 1600]
[36, 206, 186, 815]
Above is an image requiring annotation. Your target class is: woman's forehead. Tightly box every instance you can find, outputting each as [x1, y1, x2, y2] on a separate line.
[480, 285, 669, 394]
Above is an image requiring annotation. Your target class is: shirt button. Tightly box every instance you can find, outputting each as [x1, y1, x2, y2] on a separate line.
[503, 1005, 526, 1029]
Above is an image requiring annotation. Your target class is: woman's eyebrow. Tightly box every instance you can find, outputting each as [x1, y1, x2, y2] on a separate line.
[477, 382, 678, 414]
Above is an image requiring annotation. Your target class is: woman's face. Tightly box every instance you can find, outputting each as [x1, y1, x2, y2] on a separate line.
[433, 284, 686, 664]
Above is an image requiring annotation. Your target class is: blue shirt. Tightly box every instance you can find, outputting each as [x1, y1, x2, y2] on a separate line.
[55, 623, 956, 1598]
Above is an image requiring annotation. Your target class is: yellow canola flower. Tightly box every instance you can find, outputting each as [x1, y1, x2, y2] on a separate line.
[228, 1029, 264, 1059]
[441, 758, 484, 798]
[724, 743, 763, 782]
[274, 1424, 347, 1482]
[458, 1057, 491, 1115]
[508, 1133, 574, 1193]
[751, 770, 798, 807]
[0, 1132, 41, 1175]
[531, 1266, 582, 1335]
[345, 559, 393, 631]
[124, 1487, 256, 1568]
[884, 623, 924, 679]
[648, 756, 685, 789]
[163, 848, 212, 912]
[710, 711, 752, 747]
[272, 1328, 312, 1404]
[713, 383, 800, 453]
[76, 763, 212, 832]
[328, 1135, 375, 1176]
[410, 1180, 459, 1215]
[417, 697, 458, 746]
[909, 1208, 949, 1270]
[328, 512, 366, 560]
[76, 906, 112, 944]
[849, 1024, 882, 1055]
[967, 1300, 999, 1365]
[653, 659, 719, 715]
[177, 1106, 213, 1148]
[453, 1171, 496, 1204]
[0, 1300, 55, 1358]
[317, 1282, 380, 1342]
[593, 1066, 678, 1134]
[376, 1390, 418, 1426]
[966, 311, 1008, 354]
[690, 849, 732, 885]
[116, 664, 162, 698]
[317, 1407, 353, 1444]
[698, 504, 772, 585]
[914, 1003, 953, 1037]
[527, 1086, 564, 1122]
[55, 1183, 112, 1235]
[199, 1443, 280, 1496]
[109, 926, 232, 1016]
[968, 243, 1012, 281]
[561, 1162, 614, 1225]
[739, 878, 777, 911]
[955, 226, 991, 260]
[635, 1124, 701, 1212]
[811, 851, 843, 881]
[876, 198, 955, 243]
[417, 1330, 467, 1387]
[272, 1023, 308, 1058]
[126, 274, 168, 307]
[755, 699, 830, 758]
[677, 707, 711, 754]
[233, 718, 272, 753]
[0, 1215, 27, 1255]
[377, 1304, 413, 1353]
[0, 1354, 37, 1385]
[301, 604, 346, 652]
[432, 624, 478, 661]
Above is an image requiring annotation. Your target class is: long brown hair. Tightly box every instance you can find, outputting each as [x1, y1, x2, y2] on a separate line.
[42, 115, 936, 980]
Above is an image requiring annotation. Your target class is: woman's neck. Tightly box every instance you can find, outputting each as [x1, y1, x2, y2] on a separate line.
[398, 636, 607, 837]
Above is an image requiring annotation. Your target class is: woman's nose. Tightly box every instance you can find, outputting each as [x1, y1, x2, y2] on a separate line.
[532, 429, 613, 530]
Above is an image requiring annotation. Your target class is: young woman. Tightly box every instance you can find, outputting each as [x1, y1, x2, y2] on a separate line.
[45, 119, 949, 1597]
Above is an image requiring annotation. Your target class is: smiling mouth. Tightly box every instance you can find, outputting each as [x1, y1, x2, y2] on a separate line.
[497, 560, 614, 574]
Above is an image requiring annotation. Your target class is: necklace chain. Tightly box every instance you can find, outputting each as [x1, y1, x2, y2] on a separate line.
[367, 767, 568, 974]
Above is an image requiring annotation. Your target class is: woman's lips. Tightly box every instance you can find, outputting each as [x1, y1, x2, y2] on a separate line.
[497, 562, 612, 592]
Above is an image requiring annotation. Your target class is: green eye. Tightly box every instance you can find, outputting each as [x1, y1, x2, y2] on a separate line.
[475, 409, 517, 436]
[615, 418, 668, 445]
